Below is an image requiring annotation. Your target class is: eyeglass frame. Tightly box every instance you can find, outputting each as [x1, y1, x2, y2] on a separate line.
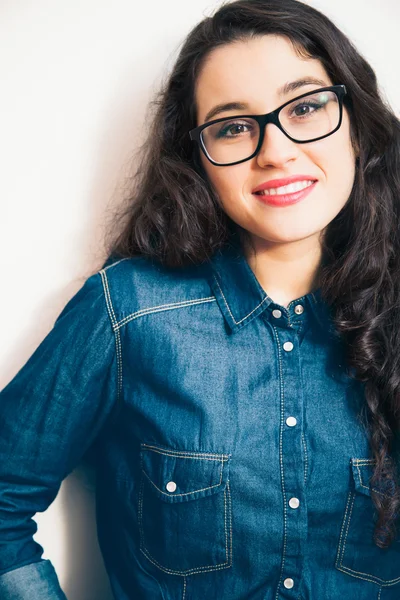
[189, 84, 347, 167]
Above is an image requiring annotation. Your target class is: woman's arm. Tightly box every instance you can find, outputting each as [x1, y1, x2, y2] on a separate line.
[0, 560, 67, 599]
[0, 271, 118, 598]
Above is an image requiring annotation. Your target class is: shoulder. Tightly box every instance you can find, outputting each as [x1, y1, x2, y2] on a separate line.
[97, 255, 215, 330]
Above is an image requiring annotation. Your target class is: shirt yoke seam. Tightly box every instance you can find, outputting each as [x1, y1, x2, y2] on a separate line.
[98, 262, 218, 331]
[115, 297, 217, 330]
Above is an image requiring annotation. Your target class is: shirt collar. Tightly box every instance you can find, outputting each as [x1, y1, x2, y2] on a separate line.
[207, 228, 334, 336]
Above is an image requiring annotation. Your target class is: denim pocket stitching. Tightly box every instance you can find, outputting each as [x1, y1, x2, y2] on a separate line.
[335, 468, 400, 586]
[335, 490, 354, 570]
[138, 471, 233, 576]
[352, 458, 393, 499]
[142, 458, 224, 497]
[141, 443, 230, 460]
[354, 463, 390, 498]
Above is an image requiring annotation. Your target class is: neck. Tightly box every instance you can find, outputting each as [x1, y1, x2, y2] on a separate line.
[241, 231, 323, 308]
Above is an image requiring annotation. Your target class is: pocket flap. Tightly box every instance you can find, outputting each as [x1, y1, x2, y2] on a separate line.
[140, 443, 230, 503]
[350, 458, 394, 498]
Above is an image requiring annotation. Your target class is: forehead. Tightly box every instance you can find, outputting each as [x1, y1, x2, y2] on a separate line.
[195, 35, 330, 121]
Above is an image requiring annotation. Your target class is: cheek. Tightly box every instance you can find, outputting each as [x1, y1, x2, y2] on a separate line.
[308, 127, 356, 186]
[326, 138, 356, 190]
[202, 160, 250, 200]
[328, 114, 357, 172]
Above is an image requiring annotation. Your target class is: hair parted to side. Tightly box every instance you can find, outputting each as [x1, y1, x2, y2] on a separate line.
[103, 0, 400, 548]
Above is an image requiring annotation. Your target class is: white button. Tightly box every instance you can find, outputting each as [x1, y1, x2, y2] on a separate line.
[286, 416, 297, 427]
[289, 497, 300, 509]
[294, 304, 304, 314]
[166, 481, 177, 492]
[283, 341, 293, 352]
[284, 578, 294, 589]
[272, 309, 282, 318]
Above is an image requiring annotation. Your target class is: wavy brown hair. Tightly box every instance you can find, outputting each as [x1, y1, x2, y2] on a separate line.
[103, 0, 400, 548]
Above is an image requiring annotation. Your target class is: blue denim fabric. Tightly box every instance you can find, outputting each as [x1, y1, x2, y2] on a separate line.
[0, 228, 399, 600]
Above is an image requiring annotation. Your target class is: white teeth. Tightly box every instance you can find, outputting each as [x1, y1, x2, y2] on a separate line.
[256, 180, 315, 196]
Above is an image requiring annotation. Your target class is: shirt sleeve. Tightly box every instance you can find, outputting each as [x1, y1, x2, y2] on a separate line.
[0, 270, 118, 597]
[0, 560, 67, 599]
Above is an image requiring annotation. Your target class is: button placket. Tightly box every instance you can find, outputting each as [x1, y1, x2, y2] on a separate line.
[273, 317, 307, 598]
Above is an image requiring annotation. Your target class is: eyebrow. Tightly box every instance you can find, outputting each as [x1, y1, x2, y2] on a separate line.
[202, 76, 329, 124]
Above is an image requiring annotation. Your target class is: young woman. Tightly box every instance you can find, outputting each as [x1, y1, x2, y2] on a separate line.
[1, 0, 399, 598]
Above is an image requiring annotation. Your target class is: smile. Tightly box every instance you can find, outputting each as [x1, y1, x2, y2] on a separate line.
[253, 180, 318, 207]
[254, 180, 315, 196]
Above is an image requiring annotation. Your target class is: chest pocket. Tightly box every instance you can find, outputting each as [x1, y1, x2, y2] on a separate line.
[138, 443, 232, 576]
[335, 458, 400, 586]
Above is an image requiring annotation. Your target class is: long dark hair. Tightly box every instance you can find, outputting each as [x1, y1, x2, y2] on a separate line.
[103, 0, 400, 548]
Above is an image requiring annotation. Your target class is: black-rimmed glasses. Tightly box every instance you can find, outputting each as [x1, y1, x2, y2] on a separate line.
[189, 85, 347, 167]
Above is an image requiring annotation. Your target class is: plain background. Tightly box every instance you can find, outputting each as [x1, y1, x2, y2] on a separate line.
[0, 1, 399, 598]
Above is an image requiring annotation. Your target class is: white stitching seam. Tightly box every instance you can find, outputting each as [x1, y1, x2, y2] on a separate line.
[141, 443, 230, 460]
[100, 270, 123, 405]
[141, 457, 224, 497]
[100, 269, 118, 326]
[102, 257, 129, 271]
[272, 325, 287, 600]
[355, 462, 391, 498]
[116, 297, 217, 331]
[352, 459, 390, 464]
[301, 432, 308, 485]
[227, 481, 233, 569]
[340, 491, 356, 567]
[336, 564, 400, 586]
[336, 490, 353, 569]
[213, 275, 269, 325]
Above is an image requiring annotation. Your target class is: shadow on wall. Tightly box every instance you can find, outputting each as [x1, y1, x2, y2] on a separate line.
[62, 465, 115, 600]
[57, 464, 115, 600]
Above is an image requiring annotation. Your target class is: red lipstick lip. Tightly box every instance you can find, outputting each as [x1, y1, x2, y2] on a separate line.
[252, 174, 318, 194]
[254, 180, 317, 207]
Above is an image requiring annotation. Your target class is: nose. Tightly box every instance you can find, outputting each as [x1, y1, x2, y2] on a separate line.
[255, 122, 300, 169]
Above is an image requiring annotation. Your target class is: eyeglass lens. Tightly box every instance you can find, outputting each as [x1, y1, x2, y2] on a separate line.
[200, 90, 340, 165]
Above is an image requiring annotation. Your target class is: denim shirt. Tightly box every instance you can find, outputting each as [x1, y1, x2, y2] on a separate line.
[0, 229, 399, 600]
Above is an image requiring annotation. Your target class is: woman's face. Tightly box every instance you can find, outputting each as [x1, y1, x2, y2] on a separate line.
[194, 35, 357, 250]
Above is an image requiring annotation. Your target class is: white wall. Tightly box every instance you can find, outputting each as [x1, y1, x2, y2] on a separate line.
[0, 1, 398, 598]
